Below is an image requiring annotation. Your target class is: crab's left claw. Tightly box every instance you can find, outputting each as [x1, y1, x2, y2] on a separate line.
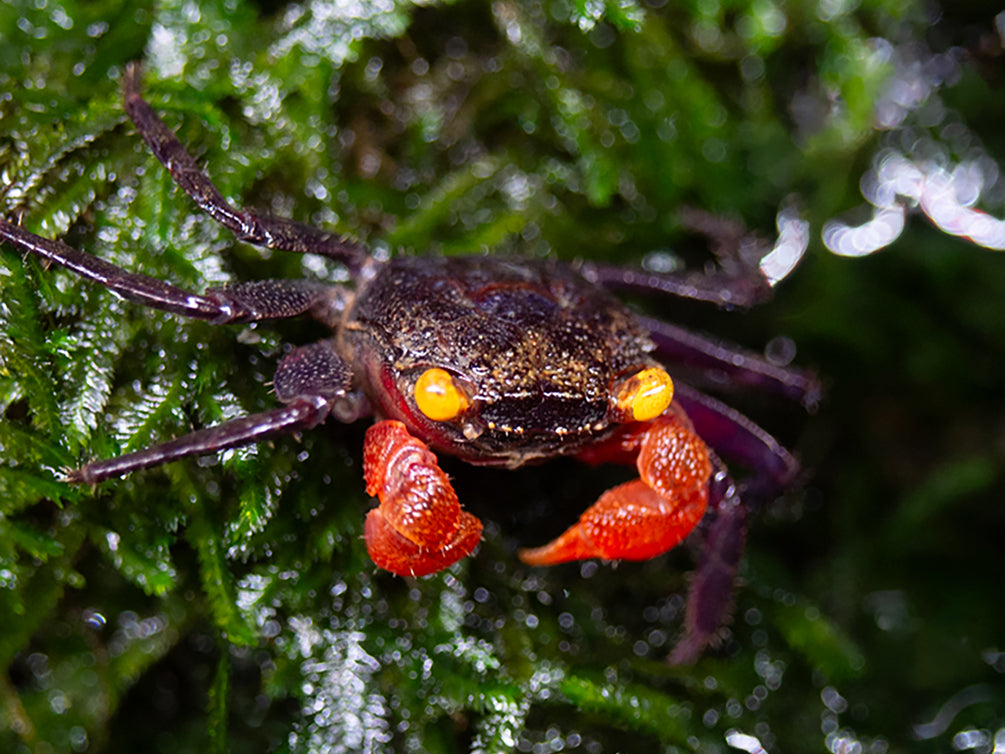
[519, 411, 711, 565]
[363, 420, 483, 577]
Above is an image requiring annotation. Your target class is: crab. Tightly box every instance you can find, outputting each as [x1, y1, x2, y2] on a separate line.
[0, 64, 818, 663]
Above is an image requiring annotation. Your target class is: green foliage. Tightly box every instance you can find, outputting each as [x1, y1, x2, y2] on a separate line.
[2, 0, 1004, 752]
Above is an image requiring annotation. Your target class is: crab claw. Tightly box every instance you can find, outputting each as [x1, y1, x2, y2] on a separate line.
[363, 420, 482, 577]
[519, 410, 711, 565]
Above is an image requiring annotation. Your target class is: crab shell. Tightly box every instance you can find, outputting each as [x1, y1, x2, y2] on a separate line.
[343, 255, 661, 467]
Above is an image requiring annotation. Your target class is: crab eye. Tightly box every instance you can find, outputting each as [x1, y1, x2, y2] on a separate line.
[414, 368, 470, 421]
[614, 367, 674, 422]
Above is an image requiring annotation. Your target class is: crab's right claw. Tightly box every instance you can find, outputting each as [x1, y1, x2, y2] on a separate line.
[363, 420, 482, 577]
[518, 411, 711, 565]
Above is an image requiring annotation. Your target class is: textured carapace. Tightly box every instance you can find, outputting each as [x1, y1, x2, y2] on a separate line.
[342, 255, 668, 466]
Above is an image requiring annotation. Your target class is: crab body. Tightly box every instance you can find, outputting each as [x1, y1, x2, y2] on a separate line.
[0, 63, 818, 663]
[344, 255, 658, 466]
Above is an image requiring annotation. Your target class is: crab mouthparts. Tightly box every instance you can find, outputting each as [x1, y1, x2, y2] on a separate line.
[478, 392, 608, 436]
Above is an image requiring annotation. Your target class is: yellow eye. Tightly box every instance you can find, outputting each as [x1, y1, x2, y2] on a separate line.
[614, 367, 674, 422]
[414, 368, 470, 421]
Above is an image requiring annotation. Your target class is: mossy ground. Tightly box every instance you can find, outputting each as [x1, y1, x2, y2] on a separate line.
[1, 1, 1003, 751]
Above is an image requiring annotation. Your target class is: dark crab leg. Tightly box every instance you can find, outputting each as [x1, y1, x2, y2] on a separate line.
[122, 63, 372, 276]
[641, 315, 821, 409]
[673, 383, 799, 495]
[0, 219, 362, 483]
[582, 262, 773, 308]
[665, 384, 800, 664]
[0, 218, 342, 325]
[583, 206, 806, 308]
[1, 217, 219, 320]
[68, 404, 321, 484]
[69, 340, 358, 484]
[668, 454, 746, 666]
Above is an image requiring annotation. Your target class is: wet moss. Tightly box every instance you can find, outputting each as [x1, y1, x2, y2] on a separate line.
[1, 0, 1003, 751]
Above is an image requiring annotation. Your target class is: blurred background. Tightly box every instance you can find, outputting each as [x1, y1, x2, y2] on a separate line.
[1, 0, 1003, 751]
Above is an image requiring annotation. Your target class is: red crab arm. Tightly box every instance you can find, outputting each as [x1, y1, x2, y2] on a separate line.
[68, 340, 357, 484]
[519, 411, 711, 565]
[362, 421, 482, 577]
[639, 314, 822, 409]
[123, 63, 371, 276]
[0, 218, 338, 324]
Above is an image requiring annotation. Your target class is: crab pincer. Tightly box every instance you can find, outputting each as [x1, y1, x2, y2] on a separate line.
[519, 406, 712, 565]
[363, 420, 483, 577]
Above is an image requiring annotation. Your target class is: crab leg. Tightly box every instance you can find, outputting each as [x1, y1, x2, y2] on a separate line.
[68, 403, 321, 484]
[122, 63, 371, 275]
[667, 456, 746, 665]
[582, 206, 803, 308]
[0, 218, 341, 324]
[68, 340, 356, 484]
[363, 421, 483, 577]
[519, 407, 712, 565]
[664, 387, 799, 664]
[673, 383, 799, 497]
[641, 315, 821, 408]
[582, 262, 772, 308]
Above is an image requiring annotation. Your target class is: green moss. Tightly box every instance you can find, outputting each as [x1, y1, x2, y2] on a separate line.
[2, 0, 1003, 751]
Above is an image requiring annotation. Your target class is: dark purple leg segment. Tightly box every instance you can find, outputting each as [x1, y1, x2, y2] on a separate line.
[0, 218, 341, 324]
[669, 456, 746, 665]
[69, 341, 356, 484]
[273, 340, 354, 405]
[206, 280, 343, 325]
[1, 217, 221, 319]
[674, 383, 799, 495]
[122, 63, 371, 276]
[643, 314, 821, 408]
[68, 402, 323, 484]
[583, 262, 773, 308]
[583, 207, 802, 308]
[667, 385, 800, 664]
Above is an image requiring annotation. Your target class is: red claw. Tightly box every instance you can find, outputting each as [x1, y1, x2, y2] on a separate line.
[519, 407, 711, 566]
[363, 420, 482, 577]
